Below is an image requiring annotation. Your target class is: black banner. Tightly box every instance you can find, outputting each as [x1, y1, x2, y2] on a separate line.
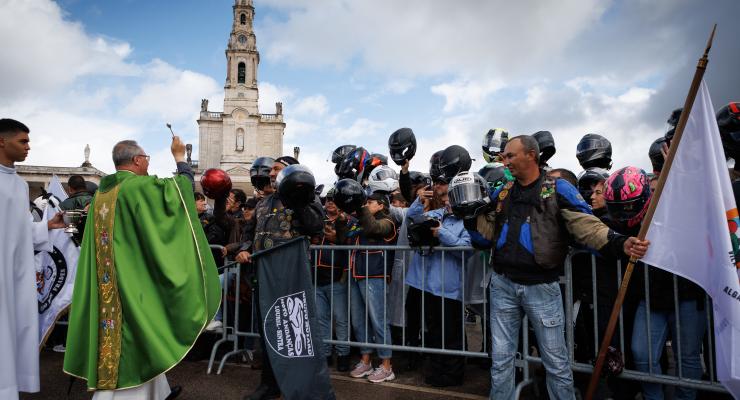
[253, 237, 335, 400]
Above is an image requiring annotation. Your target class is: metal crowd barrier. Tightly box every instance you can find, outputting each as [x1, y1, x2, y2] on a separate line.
[205, 244, 730, 396]
[206, 245, 260, 375]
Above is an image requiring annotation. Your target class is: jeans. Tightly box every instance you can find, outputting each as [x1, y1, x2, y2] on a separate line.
[631, 300, 707, 400]
[350, 278, 392, 359]
[315, 281, 350, 357]
[489, 272, 575, 400]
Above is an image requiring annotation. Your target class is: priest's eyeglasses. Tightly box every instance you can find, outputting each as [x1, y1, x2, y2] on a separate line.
[135, 154, 151, 162]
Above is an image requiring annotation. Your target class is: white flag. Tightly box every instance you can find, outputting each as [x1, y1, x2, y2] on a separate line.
[642, 81, 740, 398]
[36, 175, 79, 346]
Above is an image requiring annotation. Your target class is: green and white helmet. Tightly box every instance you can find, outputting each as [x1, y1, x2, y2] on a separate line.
[482, 128, 509, 163]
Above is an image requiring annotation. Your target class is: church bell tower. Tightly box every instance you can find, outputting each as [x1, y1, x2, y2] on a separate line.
[196, 0, 285, 194]
[224, 0, 259, 115]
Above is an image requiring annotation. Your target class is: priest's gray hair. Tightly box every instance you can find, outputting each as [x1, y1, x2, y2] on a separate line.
[508, 135, 540, 163]
[112, 140, 144, 167]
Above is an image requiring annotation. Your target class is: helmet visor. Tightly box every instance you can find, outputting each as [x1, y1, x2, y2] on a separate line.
[448, 183, 483, 207]
[373, 168, 398, 181]
[483, 135, 504, 153]
[577, 138, 607, 153]
[606, 197, 645, 222]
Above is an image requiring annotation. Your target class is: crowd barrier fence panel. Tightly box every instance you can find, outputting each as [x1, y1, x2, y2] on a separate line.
[206, 244, 730, 396]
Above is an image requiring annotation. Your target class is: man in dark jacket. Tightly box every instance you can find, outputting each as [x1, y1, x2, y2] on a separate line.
[467, 135, 649, 400]
[59, 175, 92, 210]
[239, 156, 325, 400]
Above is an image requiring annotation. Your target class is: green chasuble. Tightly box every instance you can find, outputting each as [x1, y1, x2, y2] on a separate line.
[63, 171, 221, 390]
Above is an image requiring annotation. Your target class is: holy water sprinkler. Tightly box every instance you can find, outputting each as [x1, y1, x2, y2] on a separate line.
[166, 123, 175, 137]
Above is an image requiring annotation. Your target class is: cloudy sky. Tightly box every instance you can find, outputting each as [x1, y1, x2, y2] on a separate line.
[1, 0, 738, 188]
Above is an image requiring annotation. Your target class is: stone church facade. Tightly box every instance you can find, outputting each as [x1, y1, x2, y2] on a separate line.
[197, 0, 285, 193]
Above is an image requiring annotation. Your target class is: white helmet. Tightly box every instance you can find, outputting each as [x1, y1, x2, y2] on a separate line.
[448, 171, 489, 218]
[366, 165, 399, 193]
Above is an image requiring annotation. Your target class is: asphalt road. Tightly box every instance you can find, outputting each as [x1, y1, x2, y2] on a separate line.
[20, 349, 493, 400]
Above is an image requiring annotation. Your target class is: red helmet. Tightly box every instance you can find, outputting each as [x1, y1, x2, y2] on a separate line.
[603, 166, 651, 227]
[200, 168, 232, 199]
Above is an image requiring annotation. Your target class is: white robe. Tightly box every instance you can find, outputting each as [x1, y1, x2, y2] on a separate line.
[0, 164, 50, 399]
[92, 374, 170, 400]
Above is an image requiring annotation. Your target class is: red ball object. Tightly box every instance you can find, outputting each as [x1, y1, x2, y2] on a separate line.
[200, 168, 232, 199]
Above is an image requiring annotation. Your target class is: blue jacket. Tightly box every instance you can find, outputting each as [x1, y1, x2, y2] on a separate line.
[405, 198, 471, 300]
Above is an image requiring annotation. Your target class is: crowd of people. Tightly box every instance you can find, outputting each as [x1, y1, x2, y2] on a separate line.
[180, 101, 740, 400]
[1, 99, 739, 400]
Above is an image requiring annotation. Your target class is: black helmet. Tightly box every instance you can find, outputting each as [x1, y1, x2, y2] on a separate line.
[388, 128, 417, 165]
[429, 150, 445, 182]
[439, 145, 472, 182]
[250, 156, 275, 190]
[482, 128, 509, 163]
[448, 171, 489, 219]
[478, 162, 507, 190]
[409, 171, 431, 189]
[577, 167, 610, 205]
[331, 144, 356, 164]
[576, 133, 612, 170]
[336, 147, 369, 180]
[333, 178, 366, 214]
[664, 108, 683, 145]
[276, 164, 316, 210]
[717, 102, 740, 160]
[532, 131, 556, 166]
[648, 137, 667, 174]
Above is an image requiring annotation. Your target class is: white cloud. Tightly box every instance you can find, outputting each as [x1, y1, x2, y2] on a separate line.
[330, 118, 386, 141]
[257, 81, 294, 114]
[122, 59, 222, 123]
[292, 94, 329, 117]
[0, 0, 228, 177]
[260, 0, 608, 79]
[431, 79, 506, 113]
[427, 80, 660, 176]
[0, 0, 138, 101]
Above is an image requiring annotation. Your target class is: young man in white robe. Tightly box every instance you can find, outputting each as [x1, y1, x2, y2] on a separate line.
[0, 118, 65, 400]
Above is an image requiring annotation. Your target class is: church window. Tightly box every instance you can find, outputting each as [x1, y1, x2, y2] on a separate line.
[236, 128, 245, 151]
[238, 62, 246, 84]
[240, 13, 246, 25]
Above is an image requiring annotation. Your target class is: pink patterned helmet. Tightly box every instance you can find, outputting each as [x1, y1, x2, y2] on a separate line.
[603, 166, 651, 227]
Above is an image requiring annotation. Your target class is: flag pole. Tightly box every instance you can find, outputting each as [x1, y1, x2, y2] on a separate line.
[584, 24, 717, 400]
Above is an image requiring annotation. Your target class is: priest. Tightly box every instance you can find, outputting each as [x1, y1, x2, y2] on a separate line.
[0, 119, 65, 399]
[64, 137, 221, 399]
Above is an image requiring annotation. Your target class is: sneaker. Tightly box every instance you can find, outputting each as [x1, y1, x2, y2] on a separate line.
[53, 344, 66, 353]
[206, 320, 223, 332]
[367, 365, 395, 383]
[349, 361, 373, 378]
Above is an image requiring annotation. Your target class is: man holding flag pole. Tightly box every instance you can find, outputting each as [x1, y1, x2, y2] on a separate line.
[587, 25, 740, 399]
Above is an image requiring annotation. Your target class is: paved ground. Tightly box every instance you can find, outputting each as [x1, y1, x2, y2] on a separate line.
[21, 349, 495, 400]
